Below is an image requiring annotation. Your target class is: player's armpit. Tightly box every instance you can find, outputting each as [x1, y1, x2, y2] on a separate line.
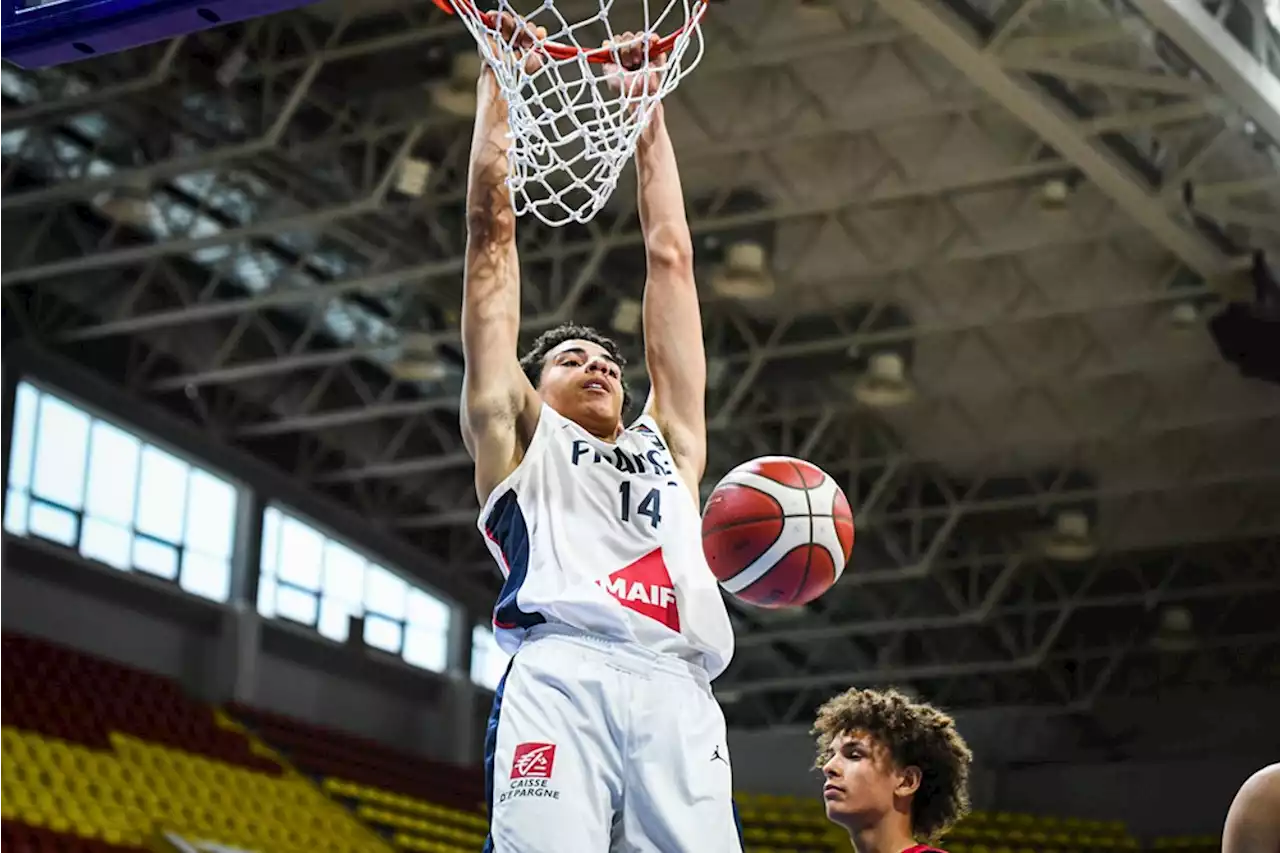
[635, 106, 707, 487]
[460, 379, 539, 504]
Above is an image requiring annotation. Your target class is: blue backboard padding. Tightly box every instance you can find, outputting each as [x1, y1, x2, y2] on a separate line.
[2, 0, 320, 68]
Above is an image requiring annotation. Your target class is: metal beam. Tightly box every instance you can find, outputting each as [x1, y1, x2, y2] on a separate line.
[1, 39, 185, 129]
[0, 26, 909, 216]
[244, 343, 1246, 460]
[373, 350, 1270, 504]
[735, 535, 1280, 648]
[313, 452, 474, 484]
[0, 61, 325, 214]
[868, 0, 1239, 280]
[237, 397, 461, 437]
[860, 467, 1279, 525]
[140, 221, 1136, 392]
[3, 342, 496, 617]
[4, 144, 1065, 291]
[724, 614, 1280, 696]
[225, 266, 1221, 440]
[1129, 0, 1280, 145]
[393, 425, 1280, 530]
[721, 535, 1280, 709]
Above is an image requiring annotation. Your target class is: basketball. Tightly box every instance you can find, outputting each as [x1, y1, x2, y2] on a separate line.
[701, 456, 855, 608]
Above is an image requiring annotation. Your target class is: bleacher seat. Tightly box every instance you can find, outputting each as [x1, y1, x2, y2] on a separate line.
[2, 633, 276, 773]
[2, 633, 386, 853]
[1151, 836, 1220, 852]
[326, 778, 486, 853]
[1, 819, 150, 853]
[228, 703, 485, 811]
[735, 790, 853, 852]
[1, 633, 1164, 853]
[228, 704, 486, 853]
[939, 809, 1140, 853]
[731, 791, 1145, 853]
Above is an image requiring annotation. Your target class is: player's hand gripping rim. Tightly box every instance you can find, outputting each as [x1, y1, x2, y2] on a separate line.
[435, 0, 707, 62]
[479, 10, 548, 76]
[602, 32, 666, 103]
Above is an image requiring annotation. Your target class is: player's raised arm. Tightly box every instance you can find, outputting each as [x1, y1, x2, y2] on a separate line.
[460, 18, 546, 502]
[636, 104, 706, 484]
[608, 36, 707, 487]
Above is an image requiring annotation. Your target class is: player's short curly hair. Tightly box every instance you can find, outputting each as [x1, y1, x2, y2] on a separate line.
[812, 687, 973, 843]
[519, 322, 633, 412]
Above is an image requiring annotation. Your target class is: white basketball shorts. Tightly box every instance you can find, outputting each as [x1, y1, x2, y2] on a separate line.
[481, 624, 744, 853]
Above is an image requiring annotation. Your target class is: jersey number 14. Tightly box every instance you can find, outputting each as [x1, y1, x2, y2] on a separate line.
[618, 481, 662, 529]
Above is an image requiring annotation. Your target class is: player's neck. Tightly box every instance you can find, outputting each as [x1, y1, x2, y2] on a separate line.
[576, 418, 624, 443]
[846, 818, 920, 853]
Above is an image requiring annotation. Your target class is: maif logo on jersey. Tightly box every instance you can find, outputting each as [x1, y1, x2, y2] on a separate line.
[595, 549, 681, 632]
[502, 743, 561, 804]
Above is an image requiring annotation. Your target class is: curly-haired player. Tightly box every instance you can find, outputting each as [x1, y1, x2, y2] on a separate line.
[813, 687, 973, 853]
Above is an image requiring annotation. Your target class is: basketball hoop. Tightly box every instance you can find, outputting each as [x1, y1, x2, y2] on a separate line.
[432, 0, 711, 226]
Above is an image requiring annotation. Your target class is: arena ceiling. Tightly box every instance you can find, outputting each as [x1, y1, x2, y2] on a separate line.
[2, 0, 1279, 728]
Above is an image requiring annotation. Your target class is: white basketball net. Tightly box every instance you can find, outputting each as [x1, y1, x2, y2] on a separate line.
[445, 0, 709, 226]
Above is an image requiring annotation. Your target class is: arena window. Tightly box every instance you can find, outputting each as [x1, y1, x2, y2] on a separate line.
[257, 505, 452, 672]
[3, 381, 238, 602]
[470, 625, 511, 691]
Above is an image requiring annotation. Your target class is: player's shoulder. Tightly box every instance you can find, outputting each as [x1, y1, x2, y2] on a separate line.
[627, 414, 667, 441]
[1228, 761, 1280, 817]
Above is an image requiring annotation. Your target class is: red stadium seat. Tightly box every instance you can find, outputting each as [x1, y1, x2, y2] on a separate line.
[2, 633, 279, 775]
[228, 703, 484, 810]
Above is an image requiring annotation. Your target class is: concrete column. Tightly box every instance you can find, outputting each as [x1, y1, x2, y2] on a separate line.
[1, 359, 21, 505]
[445, 672, 479, 765]
[207, 601, 262, 704]
[229, 490, 264, 606]
[443, 605, 479, 764]
[196, 478, 266, 704]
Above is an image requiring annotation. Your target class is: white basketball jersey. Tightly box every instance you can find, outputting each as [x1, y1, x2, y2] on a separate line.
[477, 403, 735, 679]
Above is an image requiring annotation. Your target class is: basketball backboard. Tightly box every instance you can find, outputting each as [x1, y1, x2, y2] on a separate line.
[2, 0, 317, 68]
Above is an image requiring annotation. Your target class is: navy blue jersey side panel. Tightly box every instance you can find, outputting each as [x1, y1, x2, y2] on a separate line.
[483, 489, 546, 631]
[480, 658, 515, 853]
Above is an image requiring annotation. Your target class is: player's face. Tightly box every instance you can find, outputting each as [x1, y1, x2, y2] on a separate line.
[821, 731, 920, 831]
[539, 339, 625, 436]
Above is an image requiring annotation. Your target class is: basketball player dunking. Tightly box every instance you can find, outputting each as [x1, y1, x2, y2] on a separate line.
[1223, 763, 1280, 853]
[814, 687, 973, 853]
[461, 17, 741, 853]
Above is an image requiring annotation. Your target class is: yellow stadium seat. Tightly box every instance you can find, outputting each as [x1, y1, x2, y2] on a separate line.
[2, 725, 391, 853]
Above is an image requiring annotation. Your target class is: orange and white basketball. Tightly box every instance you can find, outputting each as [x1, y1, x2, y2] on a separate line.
[701, 456, 854, 608]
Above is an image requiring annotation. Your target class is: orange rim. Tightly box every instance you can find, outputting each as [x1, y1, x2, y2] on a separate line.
[432, 0, 710, 64]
